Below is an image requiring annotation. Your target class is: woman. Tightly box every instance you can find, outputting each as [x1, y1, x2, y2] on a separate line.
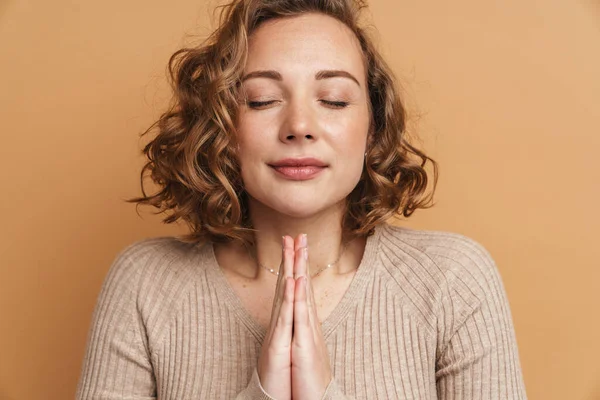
[76, 0, 527, 398]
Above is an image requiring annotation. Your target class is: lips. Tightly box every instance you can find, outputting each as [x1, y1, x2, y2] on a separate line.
[268, 157, 328, 181]
[268, 157, 328, 168]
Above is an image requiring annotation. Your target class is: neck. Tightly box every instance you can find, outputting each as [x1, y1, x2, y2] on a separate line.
[251, 199, 349, 277]
[217, 197, 361, 281]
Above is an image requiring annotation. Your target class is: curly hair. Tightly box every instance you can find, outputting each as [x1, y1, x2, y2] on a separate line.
[127, 0, 438, 247]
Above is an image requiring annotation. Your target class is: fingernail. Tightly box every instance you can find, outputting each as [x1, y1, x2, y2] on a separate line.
[282, 235, 286, 248]
[301, 233, 307, 247]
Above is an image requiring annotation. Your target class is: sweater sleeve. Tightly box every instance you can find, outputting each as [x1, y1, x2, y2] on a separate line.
[236, 369, 357, 400]
[235, 369, 346, 400]
[435, 238, 527, 399]
[75, 247, 156, 400]
[235, 372, 353, 400]
[234, 367, 277, 400]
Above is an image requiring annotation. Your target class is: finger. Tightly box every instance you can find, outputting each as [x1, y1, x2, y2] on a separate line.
[293, 233, 303, 252]
[294, 236, 319, 330]
[301, 261, 319, 331]
[282, 235, 294, 279]
[294, 234, 308, 279]
[295, 242, 313, 311]
[293, 276, 311, 341]
[267, 236, 290, 340]
[272, 277, 295, 348]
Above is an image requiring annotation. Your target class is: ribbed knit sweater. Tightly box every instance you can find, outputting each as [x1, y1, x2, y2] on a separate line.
[76, 223, 527, 399]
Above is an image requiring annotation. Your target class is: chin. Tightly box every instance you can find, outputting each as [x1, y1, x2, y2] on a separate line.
[244, 177, 360, 218]
[251, 191, 347, 220]
[271, 198, 329, 218]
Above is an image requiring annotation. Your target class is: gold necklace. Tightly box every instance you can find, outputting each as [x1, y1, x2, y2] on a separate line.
[253, 241, 348, 278]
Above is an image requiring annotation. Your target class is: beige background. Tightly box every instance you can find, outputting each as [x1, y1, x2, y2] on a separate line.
[1, 0, 599, 399]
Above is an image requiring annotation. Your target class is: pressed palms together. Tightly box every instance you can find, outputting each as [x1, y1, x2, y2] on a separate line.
[257, 234, 333, 400]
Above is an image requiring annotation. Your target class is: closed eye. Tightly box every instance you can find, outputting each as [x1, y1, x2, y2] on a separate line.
[247, 100, 279, 109]
[321, 100, 349, 108]
[247, 99, 349, 109]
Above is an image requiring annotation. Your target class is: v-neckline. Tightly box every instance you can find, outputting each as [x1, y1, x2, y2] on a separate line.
[204, 225, 382, 343]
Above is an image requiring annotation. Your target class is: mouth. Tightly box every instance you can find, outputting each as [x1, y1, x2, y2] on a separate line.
[269, 165, 326, 180]
[267, 157, 328, 181]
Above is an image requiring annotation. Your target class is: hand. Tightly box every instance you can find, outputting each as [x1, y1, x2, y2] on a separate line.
[256, 236, 296, 400]
[291, 234, 333, 399]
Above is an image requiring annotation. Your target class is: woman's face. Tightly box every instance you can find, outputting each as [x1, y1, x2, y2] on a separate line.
[236, 12, 370, 219]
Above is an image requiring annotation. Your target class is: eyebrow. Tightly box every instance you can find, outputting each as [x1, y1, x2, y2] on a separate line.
[241, 69, 361, 87]
[315, 70, 360, 87]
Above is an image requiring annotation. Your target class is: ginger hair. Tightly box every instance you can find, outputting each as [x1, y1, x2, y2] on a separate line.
[127, 0, 438, 246]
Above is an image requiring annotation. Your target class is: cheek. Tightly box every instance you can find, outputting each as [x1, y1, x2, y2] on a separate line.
[236, 111, 277, 151]
[338, 150, 365, 182]
[328, 110, 370, 151]
[330, 125, 369, 184]
[236, 118, 266, 162]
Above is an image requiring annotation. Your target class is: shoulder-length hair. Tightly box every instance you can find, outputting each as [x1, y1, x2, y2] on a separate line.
[127, 0, 438, 247]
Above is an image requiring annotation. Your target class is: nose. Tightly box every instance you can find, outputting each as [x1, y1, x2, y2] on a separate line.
[278, 99, 319, 143]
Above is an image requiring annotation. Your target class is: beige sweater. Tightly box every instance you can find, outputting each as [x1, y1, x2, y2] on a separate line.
[76, 223, 527, 399]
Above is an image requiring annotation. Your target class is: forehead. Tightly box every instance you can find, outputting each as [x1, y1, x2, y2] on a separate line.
[246, 13, 366, 82]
